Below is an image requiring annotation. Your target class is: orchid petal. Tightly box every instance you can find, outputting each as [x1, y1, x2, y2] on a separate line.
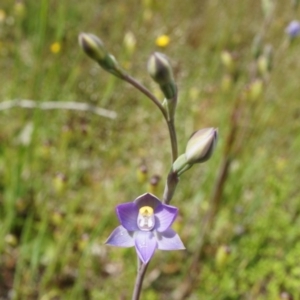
[156, 228, 185, 250]
[154, 204, 178, 232]
[116, 202, 139, 231]
[134, 231, 157, 264]
[134, 193, 161, 210]
[105, 226, 134, 247]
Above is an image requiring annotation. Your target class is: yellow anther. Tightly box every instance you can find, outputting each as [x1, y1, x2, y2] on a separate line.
[137, 206, 155, 231]
[139, 206, 153, 216]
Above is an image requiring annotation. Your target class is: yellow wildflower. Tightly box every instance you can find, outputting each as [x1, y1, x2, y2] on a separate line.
[155, 35, 170, 47]
[50, 42, 61, 54]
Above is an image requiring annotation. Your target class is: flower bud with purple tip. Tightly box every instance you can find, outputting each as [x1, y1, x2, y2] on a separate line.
[79, 33, 107, 61]
[185, 128, 218, 165]
[173, 128, 218, 176]
[78, 33, 125, 78]
[147, 52, 176, 100]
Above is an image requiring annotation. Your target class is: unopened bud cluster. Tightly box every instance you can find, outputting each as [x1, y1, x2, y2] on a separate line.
[78, 32, 218, 178]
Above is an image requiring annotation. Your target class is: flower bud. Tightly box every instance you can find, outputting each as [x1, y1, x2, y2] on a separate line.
[136, 164, 148, 183]
[221, 74, 233, 92]
[5, 234, 18, 247]
[220, 51, 236, 74]
[257, 55, 268, 75]
[247, 79, 264, 101]
[215, 245, 231, 269]
[79, 33, 107, 62]
[147, 52, 173, 85]
[147, 175, 161, 195]
[78, 33, 124, 78]
[52, 172, 67, 194]
[185, 128, 218, 165]
[261, 0, 274, 18]
[147, 52, 176, 99]
[257, 44, 273, 75]
[123, 31, 136, 55]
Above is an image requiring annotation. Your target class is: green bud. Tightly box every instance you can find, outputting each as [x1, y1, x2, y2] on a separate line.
[79, 33, 107, 62]
[147, 175, 161, 195]
[172, 128, 218, 176]
[257, 56, 268, 75]
[185, 128, 218, 164]
[220, 51, 236, 74]
[5, 234, 18, 247]
[147, 52, 176, 99]
[123, 31, 136, 55]
[247, 79, 264, 101]
[78, 33, 124, 78]
[136, 164, 148, 183]
[215, 245, 231, 269]
[257, 45, 273, 76]
[261, 0, 274, 18]
[147, 52, 173, 85]
[221, 74, 233, 92]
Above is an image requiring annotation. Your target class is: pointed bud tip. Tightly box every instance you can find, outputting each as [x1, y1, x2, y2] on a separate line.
[78, 32, 124, 78]
[185, 128, 218, 164]
[147, 52, 174, 85]
[78, 32, 107, 62]
[147, 52, 176, 99]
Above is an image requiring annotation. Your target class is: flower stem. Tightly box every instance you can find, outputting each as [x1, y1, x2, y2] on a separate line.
[121, 73, 179, 298]
[167, 119, 178, 163]
[123, 74, 167, 119]
[122, 74, 178, 164]
[162, 117, 179, 204]
[163, 170, 179, 204]
[131, 260, 149, 300]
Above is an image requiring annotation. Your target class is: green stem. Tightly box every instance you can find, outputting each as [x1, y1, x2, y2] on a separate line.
[120, 74, 179, 298]
[123, 74, 167, 119]
[122, 74, 178, 164]
[131, 261, 149, 300]
[162, 170, 179, 204]
[167, 119, 178, 162]
[162, 117, 179, 204]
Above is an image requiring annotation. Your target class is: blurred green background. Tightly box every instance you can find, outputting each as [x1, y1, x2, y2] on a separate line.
[1, 0, 300, 299]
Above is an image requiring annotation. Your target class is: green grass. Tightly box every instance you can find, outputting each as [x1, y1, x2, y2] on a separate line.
[0, 0, 300, 299]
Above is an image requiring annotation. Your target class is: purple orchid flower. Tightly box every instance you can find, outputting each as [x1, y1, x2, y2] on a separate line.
[105, 193, 185, 264]
[285, 20, 300, 38]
